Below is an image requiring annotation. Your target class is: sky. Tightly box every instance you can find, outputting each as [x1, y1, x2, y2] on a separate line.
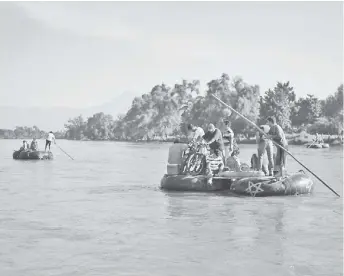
[0, 1, 343, 108]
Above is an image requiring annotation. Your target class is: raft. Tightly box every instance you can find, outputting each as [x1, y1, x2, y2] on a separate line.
[13, 150, 54, 160]
[307, 144, 323, 149]
[230, 171, 314, 197]
[160, 169, 265, 192]
[306, 143, 330, 149]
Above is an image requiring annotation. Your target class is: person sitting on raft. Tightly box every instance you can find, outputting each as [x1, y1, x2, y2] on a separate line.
[167, 138, 188, 175]
[225, 147, 242, 172]
[206, 148, 224, 177]
[30, 138, 38, 151]
[202, 123, 224, 161]
[19, 140, 29, 151]
[266, 116, 288, 177]
[187, 124, 205, 142]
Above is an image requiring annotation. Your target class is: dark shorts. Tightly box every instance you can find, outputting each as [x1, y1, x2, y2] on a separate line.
[45, 140, 51, 147]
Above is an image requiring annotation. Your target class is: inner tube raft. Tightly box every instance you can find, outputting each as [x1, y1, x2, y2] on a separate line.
[230, 171, 314, 197]
[322, 143, 330, 148]
[307, 144, 323, 149]
[13, 150, 53, 160]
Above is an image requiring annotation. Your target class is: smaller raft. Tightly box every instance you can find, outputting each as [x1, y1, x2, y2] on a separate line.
[306, 143, 329, 149]
[230, 171, 314, 197]
[13, 150, 54, 160]
[160, 174, 232, 192]
[307, 144, 322, 149]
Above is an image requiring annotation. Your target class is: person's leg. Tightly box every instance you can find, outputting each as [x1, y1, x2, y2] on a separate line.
[275, 145, 282, 176]
[266, 140, 274, 176]
[261, 154, 269, 175]
[251, 153, 258, 170]
[257, 141, 266, 172]
[45, 140, 48, 151]
[223, 145, 229, 166]
[280, 144, 288, 176]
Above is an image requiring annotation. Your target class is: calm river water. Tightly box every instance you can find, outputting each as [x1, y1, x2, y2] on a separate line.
[0, 139, 343, 276]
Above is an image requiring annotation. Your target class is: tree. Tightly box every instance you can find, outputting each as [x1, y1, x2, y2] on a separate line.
[260, 82, 296, 130]
[292, 94, 322, 126]
[64, 115, 87, 140]
[183, 74, 260, 136]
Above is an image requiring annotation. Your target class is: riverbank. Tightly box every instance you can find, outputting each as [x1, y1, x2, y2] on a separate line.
[2, 132, 343, 146]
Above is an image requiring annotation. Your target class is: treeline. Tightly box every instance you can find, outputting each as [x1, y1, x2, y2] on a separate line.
[1, 74, 343, 142]
[62, 74, 343, 142]
[0, 126, 65, 140]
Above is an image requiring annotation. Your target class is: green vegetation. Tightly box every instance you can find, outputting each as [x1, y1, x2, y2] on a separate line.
[0, 126, 64, 140]
[1, 74, 343, 145]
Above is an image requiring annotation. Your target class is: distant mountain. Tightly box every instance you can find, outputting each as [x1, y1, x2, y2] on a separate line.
[0, 91, 137, 131]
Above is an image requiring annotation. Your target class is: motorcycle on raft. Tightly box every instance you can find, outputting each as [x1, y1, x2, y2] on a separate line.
[180, 141, 209, 176]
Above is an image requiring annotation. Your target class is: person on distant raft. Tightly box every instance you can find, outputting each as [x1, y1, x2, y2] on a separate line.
[266, 117, 288, 177]
[30, 138, 38, 151]
[167, 138, 188, 175]
[45, 131, 56, 152]
[202, 123, 225, 160]
[222, 120, 234, 165]
[314, 133, 320, 143]
[19, 140, 29, 151]
[187, 124, 205, 143]
[256, 125, 274, 176]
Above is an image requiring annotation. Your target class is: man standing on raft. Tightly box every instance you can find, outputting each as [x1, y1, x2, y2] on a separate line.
[256, 125, 274, 176]
[45, 131, 56, 152]
[266, 117, 288, 177]
[202, 123, 225, 161]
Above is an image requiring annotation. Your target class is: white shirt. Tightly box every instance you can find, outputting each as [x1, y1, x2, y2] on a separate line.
[47, 132, 55, 142]
[193, 127, 205, 141]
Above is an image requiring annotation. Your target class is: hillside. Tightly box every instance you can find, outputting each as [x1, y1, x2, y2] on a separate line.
[0, 91, 136, 131]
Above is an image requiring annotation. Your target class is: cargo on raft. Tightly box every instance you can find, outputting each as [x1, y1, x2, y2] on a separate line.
[13, 150, 54, 160]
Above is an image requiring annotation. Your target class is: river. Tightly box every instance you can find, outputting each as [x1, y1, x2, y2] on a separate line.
[0, 139, 342, 276]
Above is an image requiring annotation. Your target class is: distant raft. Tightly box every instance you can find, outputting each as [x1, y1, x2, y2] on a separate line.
[306, 143, 330, 149]
[230, 171, 314, 197]
[13, 150, 53, 160]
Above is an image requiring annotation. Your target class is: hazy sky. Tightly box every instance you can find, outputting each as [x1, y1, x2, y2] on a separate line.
[0, 1, 342, 108]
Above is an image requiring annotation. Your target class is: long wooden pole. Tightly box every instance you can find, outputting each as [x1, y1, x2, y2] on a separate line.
[211, 94, 340, 197]
[56, 144, 75, 160]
